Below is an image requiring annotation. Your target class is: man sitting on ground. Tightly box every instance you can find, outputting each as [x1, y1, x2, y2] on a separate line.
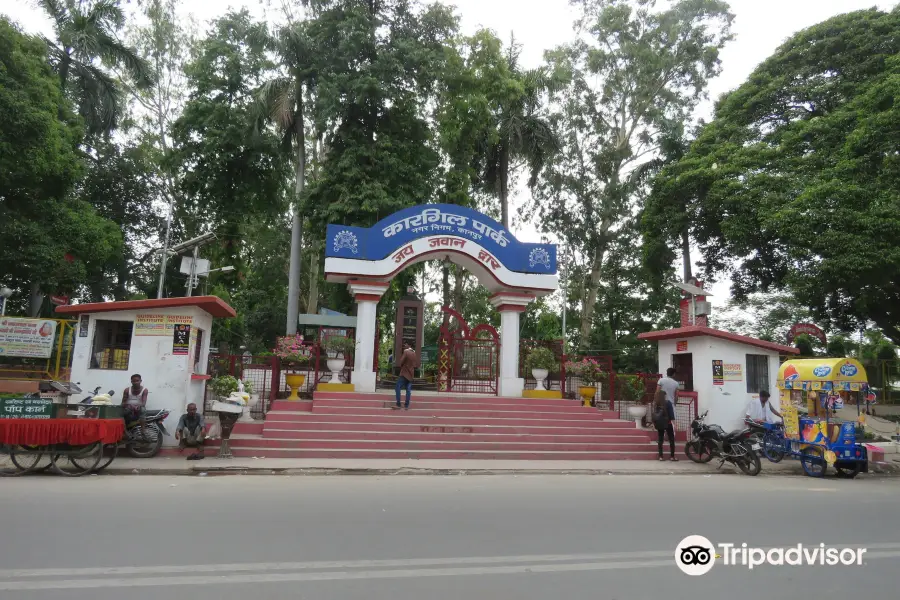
[175, 403, 207, 460]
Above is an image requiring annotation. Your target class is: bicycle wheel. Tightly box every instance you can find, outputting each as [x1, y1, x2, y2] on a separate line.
[762, 431, 786, 463]
[9, 445, 51, 474]
[52, 442, 103, 477]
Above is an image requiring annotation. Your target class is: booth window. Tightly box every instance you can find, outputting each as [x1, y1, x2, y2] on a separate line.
[193, 328, 205, 373]
[90, 320, 133, 370]
[746, 354, 769, 394]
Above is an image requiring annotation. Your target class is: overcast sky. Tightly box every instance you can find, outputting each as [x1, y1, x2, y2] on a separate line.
[4, 0, 897, 310]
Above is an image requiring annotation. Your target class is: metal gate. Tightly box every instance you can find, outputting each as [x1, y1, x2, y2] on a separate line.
[437, 307, 499, 395]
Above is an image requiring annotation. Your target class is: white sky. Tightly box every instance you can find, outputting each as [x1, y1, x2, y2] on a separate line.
[5, 0, 897, 313]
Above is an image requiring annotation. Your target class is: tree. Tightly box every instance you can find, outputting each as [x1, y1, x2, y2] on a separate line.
[169, 9, 289, 288]
[0, 17, 121, 314]
[535, 0, 733, 349]
[470, 33, 558, 229]
[123, 0, 195, 298]
[646, 8, 900, 343]
[39, 0, 154, 136]
[255, 19, 317, 333]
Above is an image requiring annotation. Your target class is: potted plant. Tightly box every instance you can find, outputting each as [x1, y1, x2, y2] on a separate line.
[565, 358, 608, 407]
[323, 336, 355, 383]
[209, 375, 239, 400]
[619, 375, 649, 428]
[239, 379, 259, 422]
[525, 347, 556, 391]
[275, 334, 311, 400]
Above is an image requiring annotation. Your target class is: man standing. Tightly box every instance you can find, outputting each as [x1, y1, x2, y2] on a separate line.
[656, 368, 680, 430]
[394, 342, 417, 410]
[175, 403, 207, 460]
[122, 374, 148, 439]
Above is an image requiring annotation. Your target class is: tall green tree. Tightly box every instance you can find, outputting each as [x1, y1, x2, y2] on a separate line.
[535, 0, 733, 349]
[39, 0, 154, 136]
[0, 17, 120, 315]
[169, 10, 289, 296]
[645, 8, 900, 343]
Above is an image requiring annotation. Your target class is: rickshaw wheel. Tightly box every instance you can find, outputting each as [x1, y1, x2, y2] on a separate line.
[800, 446, 827, 478]
[91, 444, 119, 473]
[762, 431, 786, 463]
[834, 460, 861, 479]
[9, 445, 50, 473]
[52, 442, 103, 477]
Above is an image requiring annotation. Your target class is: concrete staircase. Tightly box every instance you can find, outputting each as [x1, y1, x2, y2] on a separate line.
[208, 391, 660, 459]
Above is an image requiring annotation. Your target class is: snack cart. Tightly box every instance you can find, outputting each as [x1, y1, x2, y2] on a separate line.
[766, 358, 871, 478]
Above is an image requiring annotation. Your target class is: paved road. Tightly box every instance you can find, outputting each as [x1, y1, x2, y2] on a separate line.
[1, 474, 898, 599]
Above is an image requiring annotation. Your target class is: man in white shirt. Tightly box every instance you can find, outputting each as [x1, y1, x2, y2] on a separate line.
[746, 390, 782, 424]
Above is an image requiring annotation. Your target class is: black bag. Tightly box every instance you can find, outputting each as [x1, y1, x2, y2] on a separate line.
[652, 403, 669, 430]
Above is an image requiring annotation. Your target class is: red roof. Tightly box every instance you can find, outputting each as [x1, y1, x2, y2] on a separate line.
[637, 326, 799, 355]
[56, 296, 236, 319]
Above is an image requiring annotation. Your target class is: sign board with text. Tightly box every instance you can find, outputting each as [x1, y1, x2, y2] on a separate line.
[134, 314, 193, 336]
[0, 318, 58, 358]
[326, 204, 556, 275]
[0, 397, 55, 419]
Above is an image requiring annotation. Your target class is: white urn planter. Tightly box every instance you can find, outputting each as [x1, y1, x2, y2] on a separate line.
[326, 358, 345, 383]
[239, 393, 260, 423]
[531, 368, 550, 391]
[627, 405, 648, 429]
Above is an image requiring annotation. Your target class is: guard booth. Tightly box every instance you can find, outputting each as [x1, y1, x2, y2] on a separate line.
[56, 297, 236, 445]
[638, 326, 799, 430]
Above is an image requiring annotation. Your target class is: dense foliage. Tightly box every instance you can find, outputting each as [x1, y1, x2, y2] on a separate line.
[1, 0, 897, 373]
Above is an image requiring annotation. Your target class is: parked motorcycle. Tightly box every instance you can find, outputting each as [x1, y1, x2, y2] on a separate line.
[75, 389, 170, 466]
[684, 411, 762, 476]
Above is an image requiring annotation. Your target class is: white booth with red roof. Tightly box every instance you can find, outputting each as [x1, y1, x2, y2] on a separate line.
[56, 297, 237, 446]
[638, 325, 799, 432]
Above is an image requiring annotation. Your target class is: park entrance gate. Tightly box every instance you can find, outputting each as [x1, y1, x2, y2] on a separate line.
[437, 307, 499, 395]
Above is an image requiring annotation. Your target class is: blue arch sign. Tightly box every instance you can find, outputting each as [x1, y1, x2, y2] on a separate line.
[325, 204, 557, 275]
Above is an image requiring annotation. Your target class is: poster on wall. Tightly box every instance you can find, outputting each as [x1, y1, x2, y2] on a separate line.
[172, 324, 191, 355]
[79, 314, 90, 337]
[724, 363, 742, 382]
[135, 314, 193, 336]
[712, 359, 724, 385]
[0, 318, 58, 358]
[676, 340, 688, 352]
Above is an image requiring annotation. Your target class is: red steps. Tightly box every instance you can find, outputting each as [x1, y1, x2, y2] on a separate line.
[234, 391, 659, 460]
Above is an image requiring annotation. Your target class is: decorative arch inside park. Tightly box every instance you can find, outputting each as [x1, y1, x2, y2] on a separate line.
[324, 203, 559, 397]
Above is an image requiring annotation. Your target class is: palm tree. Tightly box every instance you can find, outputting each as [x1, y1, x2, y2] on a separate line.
[254, 22, 317, 335]
[39, 0, 154, 136]
[477, 37, 559, 229]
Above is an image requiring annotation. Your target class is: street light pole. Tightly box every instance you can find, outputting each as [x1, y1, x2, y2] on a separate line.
[157, 196, 175, 299]
[0, 286, 12, 316]
[186, 245, 199, 297]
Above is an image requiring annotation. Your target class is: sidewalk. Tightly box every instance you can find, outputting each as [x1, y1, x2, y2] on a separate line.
[4, 454, 894, 477]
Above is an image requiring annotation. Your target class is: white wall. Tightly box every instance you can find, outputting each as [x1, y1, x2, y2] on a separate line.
[656, 336, 781, 432]
[70, 306, 213, 446]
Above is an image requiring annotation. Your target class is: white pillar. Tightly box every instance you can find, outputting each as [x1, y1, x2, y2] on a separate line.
[347, 280, 389, 392]
[490, 293, 534, 397]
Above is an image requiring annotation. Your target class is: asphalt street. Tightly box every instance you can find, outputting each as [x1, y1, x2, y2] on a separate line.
[1, 473, 898, 599]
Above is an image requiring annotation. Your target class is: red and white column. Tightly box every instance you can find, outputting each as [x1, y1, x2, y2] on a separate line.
[347, 280, 389, 393]
[490, 293, 534, 397]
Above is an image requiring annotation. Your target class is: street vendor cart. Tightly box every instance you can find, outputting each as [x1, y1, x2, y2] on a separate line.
[759, 358, 871, 478]
[0, 382, 124, 477]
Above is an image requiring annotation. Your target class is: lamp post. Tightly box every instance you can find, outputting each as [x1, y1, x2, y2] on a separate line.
[0, 286, 13, 316]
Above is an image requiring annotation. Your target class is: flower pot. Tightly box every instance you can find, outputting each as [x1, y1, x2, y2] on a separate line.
[579, 385, 596, 407]
[239, 393, 260, 423]
[285, 373, 306, 400]
[627, 405, 648, 428]
[326, 358, 345, 383]
[532, 368, 550, 391]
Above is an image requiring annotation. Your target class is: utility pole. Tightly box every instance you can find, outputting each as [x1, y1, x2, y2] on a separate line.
[560, 243, 567, 355]
[156, 197, 175, 298]
[186, 245, 200, 297]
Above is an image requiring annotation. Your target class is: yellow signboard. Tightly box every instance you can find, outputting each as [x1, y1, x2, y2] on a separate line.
[781, 390, 800, 440]
[135, 314, 193, 336]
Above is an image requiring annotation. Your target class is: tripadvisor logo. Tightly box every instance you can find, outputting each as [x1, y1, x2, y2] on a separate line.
[675, 535, 867, 575]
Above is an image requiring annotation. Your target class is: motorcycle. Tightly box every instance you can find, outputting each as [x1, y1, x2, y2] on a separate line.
[73, 389, 170, 466]
[684, 411, 762, 476]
